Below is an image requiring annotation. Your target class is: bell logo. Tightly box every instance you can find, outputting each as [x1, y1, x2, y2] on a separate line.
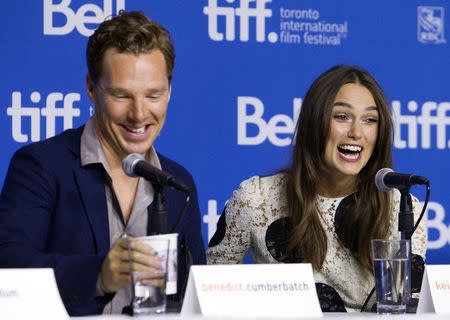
[237, 96, 301, 146]
[204, 0, 277, 43]
[426, 201, 450, 249]
[43, 0, 125, 36]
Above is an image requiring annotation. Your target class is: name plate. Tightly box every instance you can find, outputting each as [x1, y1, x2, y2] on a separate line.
[0, 269, 69, 319]
[181, 264, 322, 317]
[417, 265, 450, 314]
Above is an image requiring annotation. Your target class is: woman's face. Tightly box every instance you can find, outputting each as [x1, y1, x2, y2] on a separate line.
[323, 83, 379, 189]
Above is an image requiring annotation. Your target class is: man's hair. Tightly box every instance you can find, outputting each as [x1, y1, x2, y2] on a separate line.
[86, 10, 175, 84]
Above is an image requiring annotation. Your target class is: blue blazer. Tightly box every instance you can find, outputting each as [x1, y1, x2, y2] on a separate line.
[0, 126, 206, 316]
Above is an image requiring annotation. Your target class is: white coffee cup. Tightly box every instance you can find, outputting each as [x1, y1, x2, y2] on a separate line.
[136, 233, 178, 294]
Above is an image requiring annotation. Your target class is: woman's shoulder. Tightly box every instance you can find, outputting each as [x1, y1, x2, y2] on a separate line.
[236, 172, 287, 197]
[224, 172, 289, 233]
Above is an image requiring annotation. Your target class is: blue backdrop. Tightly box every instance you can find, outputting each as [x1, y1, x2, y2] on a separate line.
[1, 0, 449, 263]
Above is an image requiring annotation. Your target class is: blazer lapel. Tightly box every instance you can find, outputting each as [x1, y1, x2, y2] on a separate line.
[73, 164, 110, 255]
[68, 126, 110, 255]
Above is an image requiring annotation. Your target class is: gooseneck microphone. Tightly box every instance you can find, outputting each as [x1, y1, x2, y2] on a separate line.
[361, 167, 431, 313]
[375, 168, 429, 192]
[122, 153, 190, 194]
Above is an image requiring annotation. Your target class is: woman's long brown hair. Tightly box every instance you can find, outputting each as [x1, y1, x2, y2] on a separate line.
[286, 65, 393, 271]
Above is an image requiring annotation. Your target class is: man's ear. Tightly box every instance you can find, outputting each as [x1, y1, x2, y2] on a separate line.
[86, 74, 96, 101]
[167, 84, 172, 102]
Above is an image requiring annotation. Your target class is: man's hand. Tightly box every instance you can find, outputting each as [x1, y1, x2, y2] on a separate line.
[100, 237, 162, 293]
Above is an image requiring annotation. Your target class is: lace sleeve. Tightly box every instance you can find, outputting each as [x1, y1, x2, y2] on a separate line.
[206, 177, 260, 264]
[411, 196, 427, 258]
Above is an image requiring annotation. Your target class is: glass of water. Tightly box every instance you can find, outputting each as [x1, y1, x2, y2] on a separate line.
[129, 237, 170, 315]
[371, 239, 411, 315]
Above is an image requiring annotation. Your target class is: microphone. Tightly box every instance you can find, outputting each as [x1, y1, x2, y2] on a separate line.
[122, 153, 189, 193]
[375, 168, 429, 192]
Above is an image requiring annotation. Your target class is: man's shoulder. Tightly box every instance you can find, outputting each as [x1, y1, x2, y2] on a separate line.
[157, 153, 195, 185]
[15, 126, 83, 160]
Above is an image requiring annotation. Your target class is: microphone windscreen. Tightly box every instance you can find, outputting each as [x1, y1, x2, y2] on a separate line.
[122, 153, 143, 177]
[375, 167, 394, 192]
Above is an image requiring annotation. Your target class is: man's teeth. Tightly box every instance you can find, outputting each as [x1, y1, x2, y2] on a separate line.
[127, 126, 145, 134]
[339, 145, 361, 152]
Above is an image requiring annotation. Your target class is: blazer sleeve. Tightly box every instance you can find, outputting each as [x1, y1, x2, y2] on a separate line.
[0, 146, 105, 305]
[177, 171, 206, 265]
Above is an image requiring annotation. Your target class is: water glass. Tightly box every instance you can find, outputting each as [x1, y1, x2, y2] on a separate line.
[371, 239, 411, 315]
[129, 237, 169, 315]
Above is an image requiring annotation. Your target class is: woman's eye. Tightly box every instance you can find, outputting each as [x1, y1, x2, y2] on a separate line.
[364, 117, 378, 124]
[334, 114, 348, 121]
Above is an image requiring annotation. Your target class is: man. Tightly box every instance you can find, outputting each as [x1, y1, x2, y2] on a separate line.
[0, 11, 205, 315]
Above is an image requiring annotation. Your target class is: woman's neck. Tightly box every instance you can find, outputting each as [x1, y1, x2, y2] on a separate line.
[317, 175, 356, 198]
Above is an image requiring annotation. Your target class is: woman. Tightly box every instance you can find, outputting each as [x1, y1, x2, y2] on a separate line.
[207, 65, 427, 311]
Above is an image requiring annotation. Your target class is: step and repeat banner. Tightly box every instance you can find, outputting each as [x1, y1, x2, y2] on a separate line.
[1, 0, 449, 263]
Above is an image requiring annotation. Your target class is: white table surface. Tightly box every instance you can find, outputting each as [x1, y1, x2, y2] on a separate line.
[73, 312, 450, 319]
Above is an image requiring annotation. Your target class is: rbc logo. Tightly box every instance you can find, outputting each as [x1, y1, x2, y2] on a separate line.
[417, 6, 446, 44]
[6, 91, 81, 143]
[43, 0, 125, 36]
[203, 0, 278, 42]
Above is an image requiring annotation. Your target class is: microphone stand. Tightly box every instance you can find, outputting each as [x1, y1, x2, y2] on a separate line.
[398, 187, 414, 311]
[149, 183, 168, 235]
[149, 184, 189, 312]
[123, 183, 168, 316]
[398, 187, 414, 241]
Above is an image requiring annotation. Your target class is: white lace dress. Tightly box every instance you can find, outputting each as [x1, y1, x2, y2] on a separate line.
[207, 173, 427, 311]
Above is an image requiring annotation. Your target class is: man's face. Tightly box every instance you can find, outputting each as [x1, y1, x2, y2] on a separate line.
[87, 48, 171, 161]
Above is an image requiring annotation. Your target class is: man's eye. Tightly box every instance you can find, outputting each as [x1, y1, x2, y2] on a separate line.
[147, 92, 164, 100]
[113, 94, 128, 99]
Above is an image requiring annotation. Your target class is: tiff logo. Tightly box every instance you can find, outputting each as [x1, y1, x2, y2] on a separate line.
[392, 100, 450, 149]
[6, 91, 81, 143]
[44, 0, 125, 36]
[203, 200, 221, 242]
[417, 6, 446, 44]
[203, 0, 278, 42]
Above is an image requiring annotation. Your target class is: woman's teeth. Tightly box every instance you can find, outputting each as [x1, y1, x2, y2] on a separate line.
[339, 145, 362, 152]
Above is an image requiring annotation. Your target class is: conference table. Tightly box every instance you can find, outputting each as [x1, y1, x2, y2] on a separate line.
[73, 313, 450, 319]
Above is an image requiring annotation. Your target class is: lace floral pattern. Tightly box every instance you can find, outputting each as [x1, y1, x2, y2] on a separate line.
[207, 173, 427, 311]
